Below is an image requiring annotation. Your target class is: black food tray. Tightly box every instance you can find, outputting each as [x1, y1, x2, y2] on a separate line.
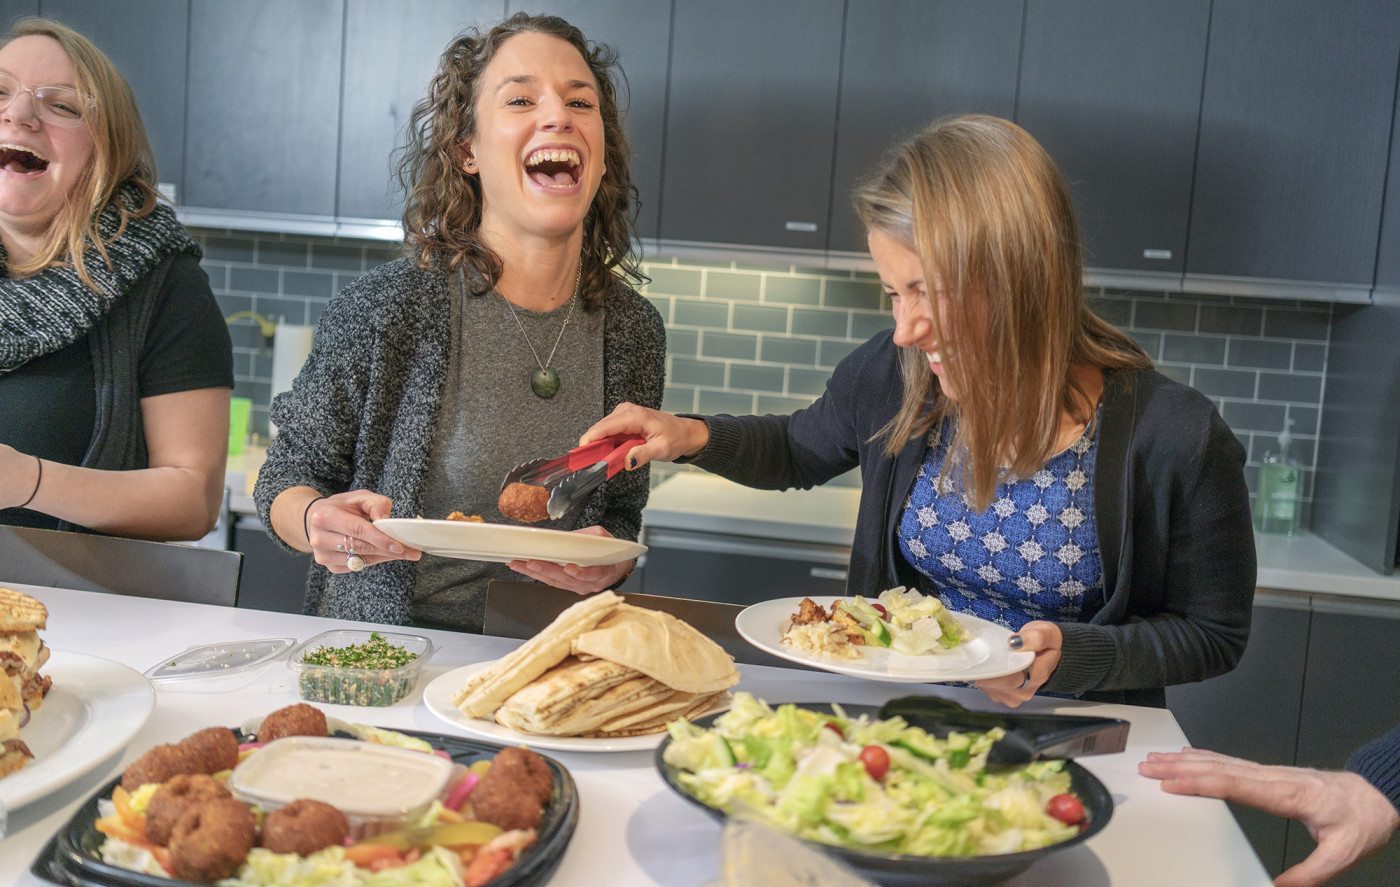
[32, 727, 578, 887]
[655, 703, 1112, 887]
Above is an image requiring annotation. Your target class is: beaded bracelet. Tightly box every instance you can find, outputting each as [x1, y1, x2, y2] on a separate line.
[17, 456, 42, 509]
[302, 494, 326, 548]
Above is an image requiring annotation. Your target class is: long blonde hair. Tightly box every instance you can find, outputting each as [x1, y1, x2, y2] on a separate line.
[854, 115, 1151, 509]
[397, 13, 643, 308]
[2, 19, 160, 289]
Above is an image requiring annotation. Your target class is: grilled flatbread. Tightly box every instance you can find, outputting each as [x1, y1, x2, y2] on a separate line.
[494, 657, 677, 736]
[452, 591, 623, 718]
[572, 604, 738, 694]
[0, 587, 46, 632]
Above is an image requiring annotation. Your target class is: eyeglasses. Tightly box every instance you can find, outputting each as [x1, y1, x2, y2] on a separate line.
[0, 72, 91, 128]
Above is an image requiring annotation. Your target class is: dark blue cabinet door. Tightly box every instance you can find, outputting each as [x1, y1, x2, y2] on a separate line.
[184, 0, 343, 215]
[1, 2, 40, 32]
[1187, 0, 1399, 288]
[1017, 1, 1210, 277]
[34, 0, 189, 202]
[507, 0, 671, 241]
[338, 0, 505, 222]
[827, 0, 1022, 254]
[661, 0, 843, 251]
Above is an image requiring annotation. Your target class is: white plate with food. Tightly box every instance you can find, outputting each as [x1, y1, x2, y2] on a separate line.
[0, 651, 155, 809]
[423, 662, 687, 753]
[735, 593, 1034, 684]
[374, 518, 646, 566]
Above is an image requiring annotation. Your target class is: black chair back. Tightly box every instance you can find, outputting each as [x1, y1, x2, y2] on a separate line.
[0, 525, 242, 606]
[483, 579, 813, 670]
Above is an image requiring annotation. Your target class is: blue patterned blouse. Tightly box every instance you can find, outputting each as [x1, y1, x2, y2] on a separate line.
[897, 412, 1106, 632]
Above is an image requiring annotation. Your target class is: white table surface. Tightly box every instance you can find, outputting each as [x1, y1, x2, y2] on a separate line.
[2, 584, 1271, 887]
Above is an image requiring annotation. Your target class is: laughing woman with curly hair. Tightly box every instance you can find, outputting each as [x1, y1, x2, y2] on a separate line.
[255, 13, 665, 632]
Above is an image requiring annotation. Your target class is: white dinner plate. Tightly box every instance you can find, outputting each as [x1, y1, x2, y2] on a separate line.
[374, 518, 646, 567]
[423, 661, 715, 753]
[0, 651, 155, 809]
[735, 596, 1035, 684]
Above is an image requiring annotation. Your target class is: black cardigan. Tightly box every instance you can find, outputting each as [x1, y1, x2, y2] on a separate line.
[691, 330, 1257, 706]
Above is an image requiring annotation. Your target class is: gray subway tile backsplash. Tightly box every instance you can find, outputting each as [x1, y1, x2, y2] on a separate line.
[196, 229, 1335, 517]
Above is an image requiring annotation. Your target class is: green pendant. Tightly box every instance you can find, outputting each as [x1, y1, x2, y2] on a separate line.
[531, 367, 560, 399]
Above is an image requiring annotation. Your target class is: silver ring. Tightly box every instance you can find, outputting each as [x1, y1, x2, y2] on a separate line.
[335, 541, 347, 553]
[345, 538, 366, 572]
[1017, 668, 1032, 689]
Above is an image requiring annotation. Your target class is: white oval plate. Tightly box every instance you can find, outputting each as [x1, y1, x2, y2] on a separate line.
[735, 596, 1034, 684]
[423, 661, 716, 753]
[0, 651, 155, 809]
[374, 518, 645, 567]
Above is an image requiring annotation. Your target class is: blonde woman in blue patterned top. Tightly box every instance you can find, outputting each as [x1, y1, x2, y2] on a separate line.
[583, 115, 1256, 708]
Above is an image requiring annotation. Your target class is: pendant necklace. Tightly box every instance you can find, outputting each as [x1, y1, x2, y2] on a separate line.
[492, 261, 581, 399]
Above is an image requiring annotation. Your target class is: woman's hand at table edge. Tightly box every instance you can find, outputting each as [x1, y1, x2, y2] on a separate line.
[275, 487, 422, 571]
[579, 402, 710, 470]
[509, 525, 632, 593]
[974, 621, 1062, 708]
[1139, 748, 1400, 887]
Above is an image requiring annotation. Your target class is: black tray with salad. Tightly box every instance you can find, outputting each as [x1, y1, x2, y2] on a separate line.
[656, 696, 1113, 887]
[32, 725, 578, 887]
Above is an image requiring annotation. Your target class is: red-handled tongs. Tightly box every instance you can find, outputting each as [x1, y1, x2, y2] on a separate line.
[500, 434, 645, 521]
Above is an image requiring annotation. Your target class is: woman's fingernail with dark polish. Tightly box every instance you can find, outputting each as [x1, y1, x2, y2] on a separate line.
[1008, 635, 1024, 649]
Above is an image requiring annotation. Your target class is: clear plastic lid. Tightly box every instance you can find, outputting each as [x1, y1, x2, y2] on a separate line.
[145, 638, 296, 685]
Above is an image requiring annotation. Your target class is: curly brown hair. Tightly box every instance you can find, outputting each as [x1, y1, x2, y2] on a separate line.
[397, 13, 644, 309]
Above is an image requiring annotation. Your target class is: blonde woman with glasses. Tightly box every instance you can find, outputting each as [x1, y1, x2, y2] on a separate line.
[0, 19, 231, 540]
[584, 115, 1255, 708]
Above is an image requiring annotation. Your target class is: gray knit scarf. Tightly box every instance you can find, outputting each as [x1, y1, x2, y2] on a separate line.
[0, 183, 200, 373]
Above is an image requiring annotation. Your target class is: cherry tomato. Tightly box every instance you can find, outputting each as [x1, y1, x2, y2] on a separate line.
[859, 745, 890, 781]
[823, 722, 845, 739]
[1046, 793, 1086, 825]
[872, 603, 890, 620]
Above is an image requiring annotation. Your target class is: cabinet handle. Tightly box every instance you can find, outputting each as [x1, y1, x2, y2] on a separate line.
[1142, 248, 1173, 260]
[784, 221, 818, 232]
[809, 566, 848, 581]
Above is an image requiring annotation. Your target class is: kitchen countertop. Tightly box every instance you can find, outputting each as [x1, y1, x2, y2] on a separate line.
[2, 583, 1270, 887]
[643, 473, 1400, 604]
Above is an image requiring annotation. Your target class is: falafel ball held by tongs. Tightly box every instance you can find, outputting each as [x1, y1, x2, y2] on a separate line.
[498, 434, 644, 523]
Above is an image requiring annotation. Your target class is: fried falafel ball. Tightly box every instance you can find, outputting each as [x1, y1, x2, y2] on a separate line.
[258, 703, 329, 743]
[182, 727, 240, 772]
[498, 482, 551, 524]
[168, 798, 256, 883]
[471, 746, 552, 830]
[121, 744, 190, 792]
[260, 798, 350, 856]
[145, 774, 232, 845]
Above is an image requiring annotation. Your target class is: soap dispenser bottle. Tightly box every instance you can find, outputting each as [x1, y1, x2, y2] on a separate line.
[1256, 418, 1301, 534]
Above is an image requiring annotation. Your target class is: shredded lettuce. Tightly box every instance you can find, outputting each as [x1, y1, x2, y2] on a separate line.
[668, 692, 1080, 857]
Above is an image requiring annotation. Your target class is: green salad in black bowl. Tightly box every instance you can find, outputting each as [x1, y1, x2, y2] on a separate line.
[655, 693, 1113, 886]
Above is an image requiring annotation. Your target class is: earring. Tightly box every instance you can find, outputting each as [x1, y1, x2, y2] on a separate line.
[463, 156, 477, 172]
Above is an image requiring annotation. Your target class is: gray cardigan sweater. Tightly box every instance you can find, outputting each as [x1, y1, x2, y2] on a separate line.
[691, 330, 1256, 707]
[254, 258, 666, 624]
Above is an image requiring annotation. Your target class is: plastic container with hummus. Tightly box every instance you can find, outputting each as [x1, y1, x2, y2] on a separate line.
[228, 736, 454, 838]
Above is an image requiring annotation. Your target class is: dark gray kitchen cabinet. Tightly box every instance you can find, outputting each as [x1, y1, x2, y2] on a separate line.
[827, 0, 1021, 253]
[507, 0, 671, 241]
[38, 0, 189, 202]
[0, 2, 38, 30]
[640, 527, 850, 605]
[1186, 0, 1399, 295]
[660, 0, 843, 251]
[1287, 596, 1400, 886]
[1016, 1, 1209, 278]
[183, 0, 343, 216]
[1312, 74, 1400, 573]
[1166, 591, 1311, 876]
[338, 0, 503, 222]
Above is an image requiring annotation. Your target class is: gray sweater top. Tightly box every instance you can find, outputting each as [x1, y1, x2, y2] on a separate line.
[254, 257, 666, 625]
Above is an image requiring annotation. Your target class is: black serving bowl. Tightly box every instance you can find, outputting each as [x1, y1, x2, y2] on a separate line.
[33, 727, 578, 887]
[655, 703, 1113, 887]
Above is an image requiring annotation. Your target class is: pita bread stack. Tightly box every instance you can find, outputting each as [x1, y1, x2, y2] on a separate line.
[452, 591, 739, 738]
[0, 587, 50, 779]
